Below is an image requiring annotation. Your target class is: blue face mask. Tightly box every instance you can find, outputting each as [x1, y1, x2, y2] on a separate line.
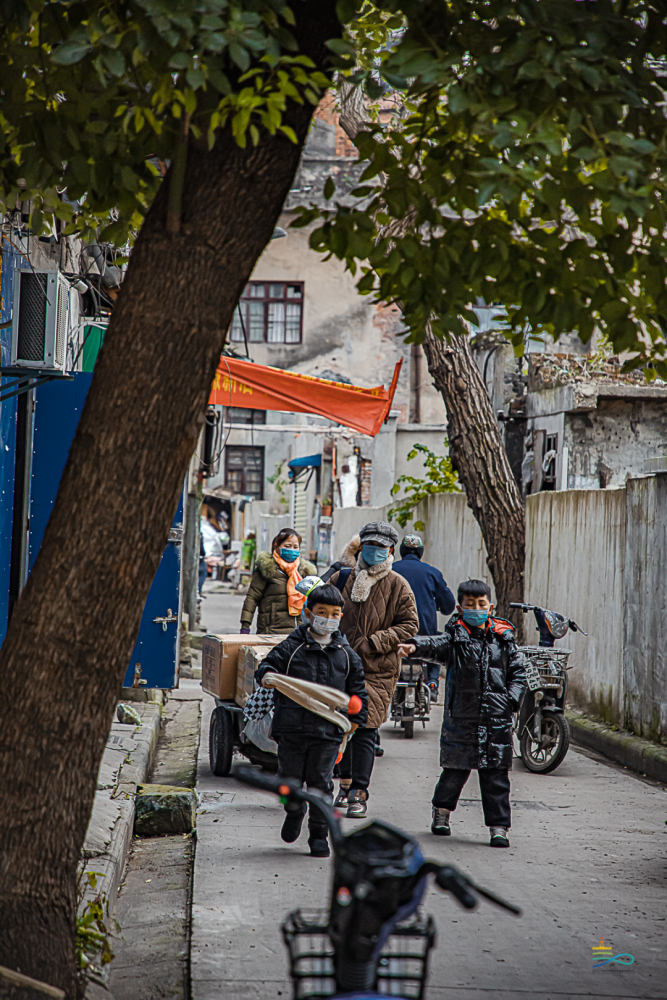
[362, 544, 389, 566]
[279, 547, 300, 563]
[462, 608, 489, 628]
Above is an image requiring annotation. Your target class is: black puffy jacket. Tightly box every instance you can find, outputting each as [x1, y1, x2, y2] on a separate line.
[414, 615, 525, 769]
[255, 624, 369, 742]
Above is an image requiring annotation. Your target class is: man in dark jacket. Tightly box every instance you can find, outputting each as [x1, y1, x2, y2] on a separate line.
[256, 583, 368, 858]
[393, 534, 456, 696]
[399, 579, 525, 848]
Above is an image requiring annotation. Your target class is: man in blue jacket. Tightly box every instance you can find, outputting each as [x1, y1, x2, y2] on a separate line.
[393, 534, 456, 696]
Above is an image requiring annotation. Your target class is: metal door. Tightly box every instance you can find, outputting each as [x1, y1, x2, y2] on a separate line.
[122, 497, 183, 689]
[29, 373, 183, 687]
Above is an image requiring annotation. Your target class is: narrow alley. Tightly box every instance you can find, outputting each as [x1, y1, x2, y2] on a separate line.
[189, 589, 667, 1000]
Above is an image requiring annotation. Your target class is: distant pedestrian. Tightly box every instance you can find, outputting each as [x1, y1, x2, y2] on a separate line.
[256, 583, 368, 857]
[399, 579, 525, 848]
[200, 503, 228, 589]
[240, 528, 316, 635]
[331, 521, 419, 818]
[393, 533, 456, 697]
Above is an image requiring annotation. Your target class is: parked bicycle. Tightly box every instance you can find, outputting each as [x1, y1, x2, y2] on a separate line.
[510, 602, 587, 774]
[234, 765, 520, 999]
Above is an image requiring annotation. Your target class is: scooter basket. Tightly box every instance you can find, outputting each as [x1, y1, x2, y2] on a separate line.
[521, 647, 571, 692]
[281, 908, 436, 1000]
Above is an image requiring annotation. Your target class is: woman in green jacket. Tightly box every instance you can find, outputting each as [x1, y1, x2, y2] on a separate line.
[239, 528, 317, 634]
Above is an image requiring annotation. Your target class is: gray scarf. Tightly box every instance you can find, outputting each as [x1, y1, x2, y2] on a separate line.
[350, 553, 394, 603]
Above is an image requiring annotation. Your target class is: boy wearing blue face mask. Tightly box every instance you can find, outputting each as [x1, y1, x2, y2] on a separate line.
[398, 579, 526, 848]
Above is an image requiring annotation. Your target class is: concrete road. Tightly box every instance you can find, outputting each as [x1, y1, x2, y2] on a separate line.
[191, 594, 667, 1000]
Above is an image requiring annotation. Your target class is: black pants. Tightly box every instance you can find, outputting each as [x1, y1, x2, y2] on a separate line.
[336, 727, 377, 795]
[432, 767, 512, 828]
[277, 734, 340, 838]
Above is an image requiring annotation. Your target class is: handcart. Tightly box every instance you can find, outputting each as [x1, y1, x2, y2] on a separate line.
[202, 633, 282, 777]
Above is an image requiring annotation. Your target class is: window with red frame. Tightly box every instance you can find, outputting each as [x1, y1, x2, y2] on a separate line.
[230, 282, 304, 345]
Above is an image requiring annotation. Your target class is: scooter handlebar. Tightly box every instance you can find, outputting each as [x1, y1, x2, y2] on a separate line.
[232, 765, 344, 847]
[435, 866, 477, 909]
[430, 863, 521, 916]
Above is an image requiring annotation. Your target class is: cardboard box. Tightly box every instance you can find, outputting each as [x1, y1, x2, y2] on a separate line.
[236, 644, 277, 708]
[201, 633, 282, 701]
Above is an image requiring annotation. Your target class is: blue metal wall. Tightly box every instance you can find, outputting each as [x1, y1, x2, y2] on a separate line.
[1, 252, 183, 685]
[28, 374, 93, 573]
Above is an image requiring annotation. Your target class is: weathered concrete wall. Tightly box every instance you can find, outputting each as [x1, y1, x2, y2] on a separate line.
[332, 492, 493, 612]
[526, 490, 626, 725]
[623, 475, 667, 742]
[332, 482, 667, 742]
[565, 398, 667, 490]
[239, 213, 446, 427]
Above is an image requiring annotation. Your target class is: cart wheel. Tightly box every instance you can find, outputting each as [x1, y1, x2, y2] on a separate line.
[520, 713, 570, 774]
[403, 719, 414, 739]
[209, 706, 234, 776]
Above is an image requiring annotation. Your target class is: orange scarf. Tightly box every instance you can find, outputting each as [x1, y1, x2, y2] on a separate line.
[273, 551, 305, 616]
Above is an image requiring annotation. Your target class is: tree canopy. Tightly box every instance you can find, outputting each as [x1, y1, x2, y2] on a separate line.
[2, 1, 666, 367]
[0, 0, 328, 243]
[297, 0, 667, 374]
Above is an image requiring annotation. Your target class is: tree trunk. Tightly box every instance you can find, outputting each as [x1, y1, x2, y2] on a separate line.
[422, 327, 525, 634]
[0, 4, 340, 993]
[337, 89, 526, 630]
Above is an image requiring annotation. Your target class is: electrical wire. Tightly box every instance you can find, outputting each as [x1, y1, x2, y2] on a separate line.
[237, 301, 250, 359]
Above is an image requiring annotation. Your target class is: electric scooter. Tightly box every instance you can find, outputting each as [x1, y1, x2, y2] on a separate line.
[510, 602, 587, 774]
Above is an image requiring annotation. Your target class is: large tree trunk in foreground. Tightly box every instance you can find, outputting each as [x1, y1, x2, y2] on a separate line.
[422, 328, 525, 635]
[0, 4, 340, 993]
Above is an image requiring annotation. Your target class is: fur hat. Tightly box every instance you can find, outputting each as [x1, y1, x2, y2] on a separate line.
[340, 534, 361, 567]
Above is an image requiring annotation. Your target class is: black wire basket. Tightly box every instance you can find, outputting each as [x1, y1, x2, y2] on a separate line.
[281, 908, 436, 1000]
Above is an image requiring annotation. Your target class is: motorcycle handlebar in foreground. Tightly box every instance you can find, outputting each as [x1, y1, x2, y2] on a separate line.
[233, 765, 520, 997]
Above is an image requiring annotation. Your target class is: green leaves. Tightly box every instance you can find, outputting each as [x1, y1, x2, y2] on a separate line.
[388, 442, 461, 529]
[301, 0, 667, 367]
[0, 0, 326, 245]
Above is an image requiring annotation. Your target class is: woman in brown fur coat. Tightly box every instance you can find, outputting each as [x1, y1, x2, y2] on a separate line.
[330, 521, 418, 818]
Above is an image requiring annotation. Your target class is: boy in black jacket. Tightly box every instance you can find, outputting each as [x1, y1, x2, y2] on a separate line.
[399, 579, 525, 848]
[256, 583, 368, 858]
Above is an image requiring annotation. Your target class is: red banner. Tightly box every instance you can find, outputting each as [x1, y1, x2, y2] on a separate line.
[209, 357, 402, 437]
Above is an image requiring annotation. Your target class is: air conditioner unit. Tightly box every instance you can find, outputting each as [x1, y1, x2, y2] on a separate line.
[10, 268, 70, 373]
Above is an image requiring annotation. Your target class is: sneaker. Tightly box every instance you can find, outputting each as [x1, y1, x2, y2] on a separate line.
[374, 744, 385, 758]
[431, 806, 451, 836]
[489, 827, 510, 848]
[281, 811, 305, 843]
[347, 791, 368, 819]
[309, 837, 330, 858]
[428, 682, 439, 701]
[334, 787, 350, 808]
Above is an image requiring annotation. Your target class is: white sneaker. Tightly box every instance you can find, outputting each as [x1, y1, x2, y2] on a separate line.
[431, 806, 451, 836]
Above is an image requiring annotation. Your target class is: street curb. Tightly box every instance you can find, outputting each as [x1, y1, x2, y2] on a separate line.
[81, 702, 162, 909]
[567, 711, 667, 783]
[81, 702, 162, 999]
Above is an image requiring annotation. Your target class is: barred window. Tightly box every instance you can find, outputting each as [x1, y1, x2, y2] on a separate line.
[230, 282, 304, 345]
